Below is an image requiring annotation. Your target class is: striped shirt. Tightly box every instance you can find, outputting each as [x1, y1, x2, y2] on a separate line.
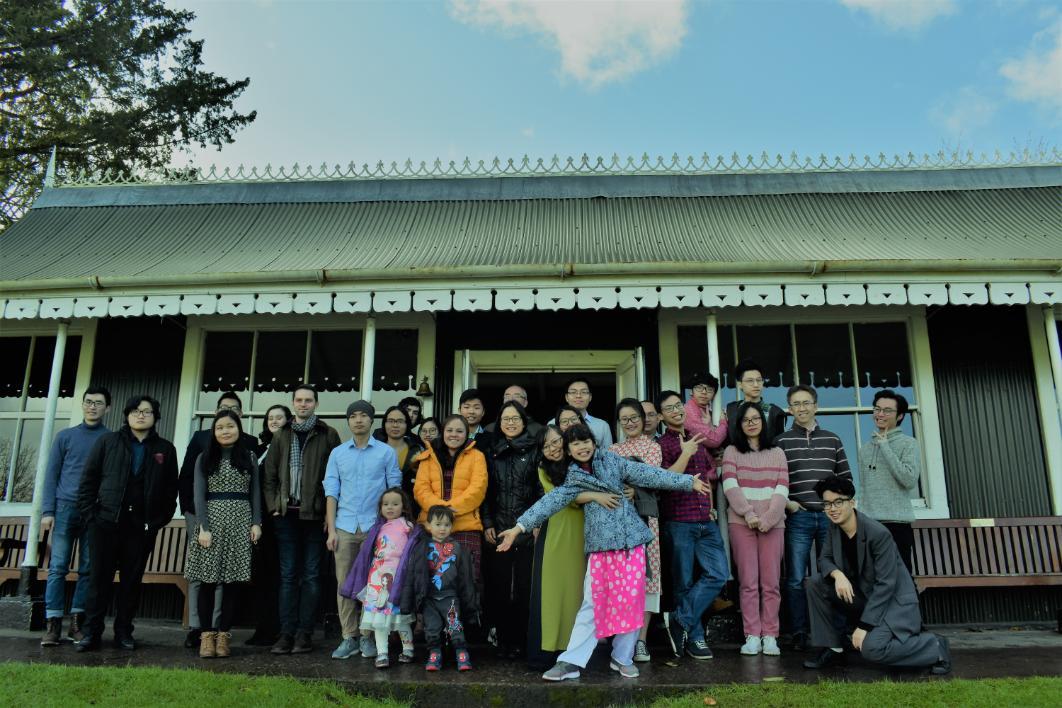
[774, 422, 852, 512]
[721, 445, 789, 530]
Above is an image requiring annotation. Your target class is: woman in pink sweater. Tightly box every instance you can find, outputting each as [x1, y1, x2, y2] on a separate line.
[721, 401, 789, 657]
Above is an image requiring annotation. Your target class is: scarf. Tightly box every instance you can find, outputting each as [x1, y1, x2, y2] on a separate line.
[288, 415, 318, 505]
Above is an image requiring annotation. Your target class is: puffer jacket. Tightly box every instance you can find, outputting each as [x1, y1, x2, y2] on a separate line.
[517, 449, 693, 555]
[77, 426, 178, 531]
[412, 441, 488, 532]
[262, 418, 341, 520]
[481, 431, 541, 547]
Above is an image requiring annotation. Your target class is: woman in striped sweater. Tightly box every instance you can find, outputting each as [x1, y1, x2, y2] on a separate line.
[721, 401, 789, 657]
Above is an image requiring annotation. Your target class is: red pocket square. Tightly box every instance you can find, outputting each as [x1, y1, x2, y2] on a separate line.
[153, 452, 165, 464]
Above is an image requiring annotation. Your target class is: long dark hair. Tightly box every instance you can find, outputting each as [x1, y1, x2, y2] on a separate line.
[494, 400, 530, 438]
[730, 401, 777, 454]
[205, 410, 253, 476]
[430, 414, 470, 470]
[259, 404, 292, 445]
[537, 423, 568, 488]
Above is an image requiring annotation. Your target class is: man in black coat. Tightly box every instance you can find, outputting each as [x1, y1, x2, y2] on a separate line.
[177, 391, 258, 647]
[76, 395, 178, 652]
[802, 476, 951, 675]
[725, 359, 786, 443]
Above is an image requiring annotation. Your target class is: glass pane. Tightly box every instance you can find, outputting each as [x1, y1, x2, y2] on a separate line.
[251, 390, 298, 416]
[815, 412, 860, 490]
[853, 322, 915, 405]
[0, 337, 31, 412]
[373, 329, 418, 392]
[10, 418, 46, 502]
[309, 330, 362, 412]
[0, 418, 18, 498]
[677, 324, 707, 387]
[321, 417, 354, 445]
[198, 332, 254, 410]
[24, 336, 82, 412]
[857, 412, 922, 499]
[735, 325, 793, 409]
[252, 331, 308, 409]
[795, 324, 856, 408]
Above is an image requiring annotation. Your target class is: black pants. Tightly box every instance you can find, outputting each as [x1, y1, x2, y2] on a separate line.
[198, 582, 240, 632]
[883, 522, 914, 575]
[248, 515, 280, 639]
[424, 595, 466, 651]
[84, 517, 157, 639]
[484, 541, 533, 648]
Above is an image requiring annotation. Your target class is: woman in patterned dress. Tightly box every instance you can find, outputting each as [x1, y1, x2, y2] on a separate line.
[185, 410, 262, 658]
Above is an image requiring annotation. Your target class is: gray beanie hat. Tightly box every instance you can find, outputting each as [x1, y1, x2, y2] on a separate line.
[346, 400, 375, 418]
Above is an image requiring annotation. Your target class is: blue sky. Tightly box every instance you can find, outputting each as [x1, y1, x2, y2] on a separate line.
[172, 0, 1062, 171]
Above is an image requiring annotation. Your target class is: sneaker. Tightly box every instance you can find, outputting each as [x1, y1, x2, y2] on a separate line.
[398, 650, 415, 664]
[609, 660, 640, 679]
[375, 654, 390, 669]
[68, 613, 85, 642]
[291, 632, 313, 654]
[270, 633, 294, 655]
[425, 649, 442, 671]
[359, 634, 377, 658]
[331, 637, 359, 660]
[930, 636, 952, 676]
[792, 632, 808, 652]
[740, 635, 762, 656]
[665, 614, 687, 658]
[456, 649, 472, 671]
[633, 639, 651, 663]
[542, 661, 581, 682]
[803, 647, 847, 670]
[687, 638, 714, 660]
[41, 618, 62, 647]
[761, 636, 781, 656]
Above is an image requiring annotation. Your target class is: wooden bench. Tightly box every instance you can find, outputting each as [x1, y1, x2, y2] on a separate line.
[912, 516, 1062, 590]
[0, 516, 190, 625]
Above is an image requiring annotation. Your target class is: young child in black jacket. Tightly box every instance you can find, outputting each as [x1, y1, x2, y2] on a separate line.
[401, 505, 480, 671]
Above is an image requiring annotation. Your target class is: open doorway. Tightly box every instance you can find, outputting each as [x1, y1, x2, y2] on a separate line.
[476, 371, 617, 434]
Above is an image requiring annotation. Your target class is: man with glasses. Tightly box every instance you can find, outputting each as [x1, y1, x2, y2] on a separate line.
[857, 390, 920, 574]
[656, 390, 726, 661]
[725, 359, 786, 444]
[775, 384, 853, 652]
[557, 377, 612, 446]
[177, 391, 259, 649]
[40, 386, 112, 647]
[76, 395, 178, 652]
[641, 400, 661, 438]
[803, 476, 950, 675]
[486, 385, 543, 437]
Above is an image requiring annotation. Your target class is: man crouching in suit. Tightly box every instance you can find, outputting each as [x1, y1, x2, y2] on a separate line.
[802, 476, 951, 675]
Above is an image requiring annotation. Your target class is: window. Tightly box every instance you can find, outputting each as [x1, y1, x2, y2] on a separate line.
[0, 335, 83, 502]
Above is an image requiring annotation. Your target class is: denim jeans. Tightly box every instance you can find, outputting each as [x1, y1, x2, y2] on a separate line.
[664, 520, 728, 641]
[45, 500, 92, 619]
[273, 509, 326, 635]
[784, 509, 831, 636]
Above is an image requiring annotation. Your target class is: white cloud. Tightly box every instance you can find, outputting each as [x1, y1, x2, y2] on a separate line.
[929, 87, 998, 136]
[839, 0, 956, 31]
[1000, 19, 1062, 118]
[449, 0, 688, 88]
[521, 126, 535, 138]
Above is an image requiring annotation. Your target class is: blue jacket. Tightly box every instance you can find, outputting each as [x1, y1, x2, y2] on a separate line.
[516, 449, 693, 554]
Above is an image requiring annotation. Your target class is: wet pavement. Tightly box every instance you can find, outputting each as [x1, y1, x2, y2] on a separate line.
[3, 623, 1061, 706]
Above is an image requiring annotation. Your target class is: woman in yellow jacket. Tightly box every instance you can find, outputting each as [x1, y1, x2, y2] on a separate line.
[413, 414, 489, 585]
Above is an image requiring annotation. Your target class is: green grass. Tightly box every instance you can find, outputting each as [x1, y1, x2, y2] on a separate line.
[650, 677, 1062, 708]
[0, 662, 407, 708]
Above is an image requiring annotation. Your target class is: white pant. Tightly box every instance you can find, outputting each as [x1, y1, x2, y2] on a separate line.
[557, 564, 640, 668]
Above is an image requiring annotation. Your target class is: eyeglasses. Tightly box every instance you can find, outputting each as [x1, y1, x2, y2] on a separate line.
[505, 393, 528, 401]
[790, 401, 815, 409]
[566, 389, 590, 396]
[558, 417, 580, 426]
[500, 416, 522, 424]
[129, 409, 154, 418]
[83, 400, 106, 408]
[741, 378, 764, 385]
[217, 404, 241, 413]
[385, 418, 406, 425]
[660, 403, 683, 413]
[822, 498, 852, 510]
[741, 417, 763, 425]
[619, 415, 642, 425]
[692, 385, 714, 394]
[543, 439, 563, 451]
[873, 407, 897, 415]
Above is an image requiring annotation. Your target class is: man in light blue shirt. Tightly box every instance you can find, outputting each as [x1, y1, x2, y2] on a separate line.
[324, 400, 400, 660]
[559, 376, 613, 447]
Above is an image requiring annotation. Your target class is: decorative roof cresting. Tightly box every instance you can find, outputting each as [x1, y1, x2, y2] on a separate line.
[55, 148, 1062, 187]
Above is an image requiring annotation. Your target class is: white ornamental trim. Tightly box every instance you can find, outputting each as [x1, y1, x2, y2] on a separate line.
[659, 286, 700, 309]
[453, 289, 492, 311]
[293, 293, 332, 315]
[576, 287, 618, 311]
[333, 291, 371, 313]
[866, 284, 908, 306]
[181, 294, 218, 316]
[3, 298, 40, 319]
[784, 284, 826, 307]
[412, 290, 453, 312]
[217, 294, 255, 315]
[109, 295, 146, 317]
[494, 288, 535, 312]
[618, 287, 659, 309]
[988, 283, 1030, 306]
[73, 297, 109, 318]
[373, 291, 412, 313]
[255, 293, 294, 315]
[907, 283, 948, 306]
[947, 283, 988, 306]
[40, 298, 75, 319]
[701, 285, 742, 308]
[825, 283, 867, 306]
[743, 285, 783, 307]
[144, 295, 181, 316]
[1030, 283, 1062, 305]
[535, 288, 576, 311]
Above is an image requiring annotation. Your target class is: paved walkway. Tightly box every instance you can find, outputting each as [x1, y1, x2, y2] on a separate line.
[4, 623, 1060, 705]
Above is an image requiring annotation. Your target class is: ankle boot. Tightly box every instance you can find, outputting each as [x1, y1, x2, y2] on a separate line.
[215, 631, 232, 658]
[41, 617, 62, 647]
[68, 613, 85, 642]
[199, 631, 217, 658]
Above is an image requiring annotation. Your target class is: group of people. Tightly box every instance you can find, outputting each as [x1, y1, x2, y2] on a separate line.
[38, 358, 950, 678]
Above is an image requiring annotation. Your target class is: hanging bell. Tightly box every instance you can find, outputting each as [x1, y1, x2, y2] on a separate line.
[415, 376, 433, 397]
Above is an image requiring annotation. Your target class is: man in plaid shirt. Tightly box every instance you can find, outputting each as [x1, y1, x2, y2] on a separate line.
[656, 390, 728, 661]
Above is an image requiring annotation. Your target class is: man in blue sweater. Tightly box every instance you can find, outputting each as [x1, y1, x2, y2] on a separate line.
[40, 386, 111, 647]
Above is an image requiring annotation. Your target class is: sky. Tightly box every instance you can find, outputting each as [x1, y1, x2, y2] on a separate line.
[170, 0, 1062, 172]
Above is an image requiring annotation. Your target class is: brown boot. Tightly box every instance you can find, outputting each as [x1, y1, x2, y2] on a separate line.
[68, 613, 85, 642]
[215, 631, 232, 658]
[199, 631, 217, 658]
[41, 618, 62, 647]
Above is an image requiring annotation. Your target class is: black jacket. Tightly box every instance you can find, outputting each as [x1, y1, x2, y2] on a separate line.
[179, 428, 258, 517]
[481, 432, 541, 545]
[399, 534, 480, 619]
[77, 426, 178, 531]
[726, 399, 787, 445]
